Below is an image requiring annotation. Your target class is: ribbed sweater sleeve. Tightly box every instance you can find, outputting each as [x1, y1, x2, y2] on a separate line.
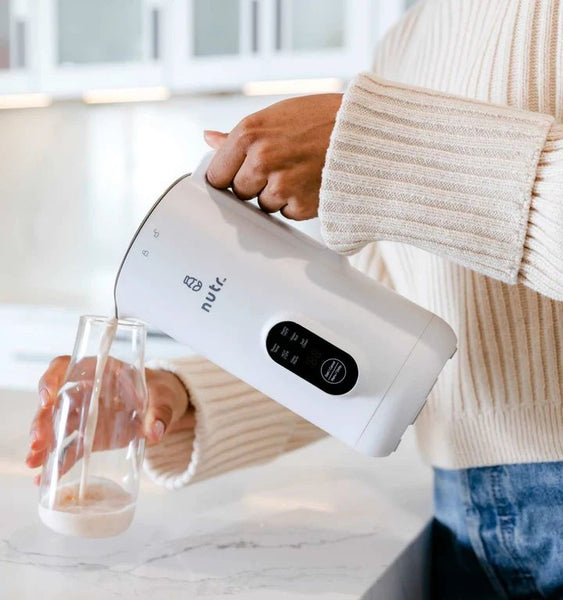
[143, 357, 325, 489]
[319, 73, 562, 301]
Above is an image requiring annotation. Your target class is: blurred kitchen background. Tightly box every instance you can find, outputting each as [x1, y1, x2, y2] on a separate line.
[0, 0, 416, 389]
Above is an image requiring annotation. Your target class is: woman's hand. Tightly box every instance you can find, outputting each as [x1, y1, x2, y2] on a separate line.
[205, 93, 342, 220]
[25, 356, 193, 482]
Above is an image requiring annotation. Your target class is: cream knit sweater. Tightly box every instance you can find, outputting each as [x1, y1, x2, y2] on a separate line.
[145, 0, 563, 488]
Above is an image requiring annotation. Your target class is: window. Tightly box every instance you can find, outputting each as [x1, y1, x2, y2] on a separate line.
[288, 0, 344, 51]
[0, 0, 10, 68]
[192, 0, 241, 57]
[57, 0, 144, 65]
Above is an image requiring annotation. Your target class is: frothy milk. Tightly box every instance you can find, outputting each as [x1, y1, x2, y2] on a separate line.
[39, 478, 134, 537]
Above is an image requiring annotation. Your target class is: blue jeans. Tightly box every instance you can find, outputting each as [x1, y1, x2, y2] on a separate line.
[431, 462, 563, 599]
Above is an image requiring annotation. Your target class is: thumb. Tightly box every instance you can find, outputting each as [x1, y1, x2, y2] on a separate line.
[203, 129, 228, 150]
[144, 370, 189, 444]
[144, 396, 174, 444]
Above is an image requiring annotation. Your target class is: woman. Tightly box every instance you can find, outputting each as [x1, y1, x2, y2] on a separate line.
[27, 1, 562, 598]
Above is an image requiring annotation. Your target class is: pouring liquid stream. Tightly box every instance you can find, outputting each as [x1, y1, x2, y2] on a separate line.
[78, 318, 117, 501]
[39, 314, 142, 537]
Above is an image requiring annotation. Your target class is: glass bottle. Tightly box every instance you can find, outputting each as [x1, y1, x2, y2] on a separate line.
[38, 316, 148, 538]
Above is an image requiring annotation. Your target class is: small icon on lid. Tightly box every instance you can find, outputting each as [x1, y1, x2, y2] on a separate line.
[153, 229, 160, 238]
[142, 250, 149, 257]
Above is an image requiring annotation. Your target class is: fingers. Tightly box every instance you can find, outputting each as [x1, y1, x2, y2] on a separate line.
[28, 355, 76, 472]
[203, 130, 228, 150]
[144, 402, 172, 444]
[262, 169, 320, 221]
[26, 396, 57, 468]
[280, 201, 317, 221]
[205, 115, 262, 189]
[167, 407, 196, 434]
[38, 355, 70, 409]
[29, 355, 72, 469]
[232, 157, 267, 201]
[206, 135, 246, 189]
[26, 448, 48, 469]
[256, 173, 289, 214]
[29, 405, 54, 448]
[144, 370, 190, 444]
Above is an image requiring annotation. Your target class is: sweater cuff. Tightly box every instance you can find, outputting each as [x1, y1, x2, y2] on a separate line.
[319, 73, 554, 283]
[520, 122, 563, 300]
[143, 357, 325, 489]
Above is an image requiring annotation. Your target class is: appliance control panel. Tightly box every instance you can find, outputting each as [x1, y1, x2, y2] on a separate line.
[266, 321, 359, 395]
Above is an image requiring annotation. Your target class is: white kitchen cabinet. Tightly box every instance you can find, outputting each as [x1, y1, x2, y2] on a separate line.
[0, 0, 36, 94]
[192, 0, 241, 57]
[280, 0, 346, 51]
[0, 0, 413, 98]
[0, 0, 10, 68]
[37, 0, 165, 97]
[168, 0, 381, 93]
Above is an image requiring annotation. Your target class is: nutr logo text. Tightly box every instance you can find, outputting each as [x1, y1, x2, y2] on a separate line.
[201, 277, 227, 312]
[183, 274, 227, 312]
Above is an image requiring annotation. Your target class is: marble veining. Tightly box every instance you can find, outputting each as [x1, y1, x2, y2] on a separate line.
[1, 382, 431, 599]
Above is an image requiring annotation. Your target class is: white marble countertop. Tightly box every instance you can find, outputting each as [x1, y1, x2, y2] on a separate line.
[1, 385, 432, 599]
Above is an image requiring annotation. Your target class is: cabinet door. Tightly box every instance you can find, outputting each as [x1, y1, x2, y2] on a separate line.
[0, 0, 36, 95]
[0, 0, 10, 69]
[41, 0, 164, 97]
[169, 0, 418, 93]
[0, 0, 415, 98]
[192, 0, 241, 57]
[168, 0, 264, 93]
[276, 0, 345, 52]
[57, 0, 144, 65]
[260, 0, 373, 83]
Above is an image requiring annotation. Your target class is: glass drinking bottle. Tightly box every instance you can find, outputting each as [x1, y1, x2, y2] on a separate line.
[38, 316, 148, 538]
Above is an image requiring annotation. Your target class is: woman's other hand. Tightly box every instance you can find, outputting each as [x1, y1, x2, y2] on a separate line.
[25, 356, 193, 483]
[204, 93, 342, 221]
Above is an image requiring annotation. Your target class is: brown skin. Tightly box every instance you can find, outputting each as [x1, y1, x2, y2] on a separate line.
[205, 93, 343, 220]
[26, 356, 193, 484]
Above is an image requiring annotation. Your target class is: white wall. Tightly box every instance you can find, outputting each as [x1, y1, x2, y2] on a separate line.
[0, 94, 276, 313]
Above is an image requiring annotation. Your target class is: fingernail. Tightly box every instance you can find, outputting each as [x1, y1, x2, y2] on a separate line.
[203, 129, 224, 139]
[152, 419, 165, 442]
[39, 389, 50, 408]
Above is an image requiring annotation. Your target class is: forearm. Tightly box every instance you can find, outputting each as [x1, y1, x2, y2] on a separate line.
[144, 357, 325, 489]
[319, 73, 562, 300]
